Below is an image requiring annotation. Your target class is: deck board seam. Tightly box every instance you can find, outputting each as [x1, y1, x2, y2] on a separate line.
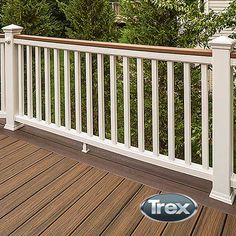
[130, 216, 145, 236]
[68, 178, 126, 235]
[6, 164, 93, 235]
[189, 207, 207, 236]
[0, 135, 10, 142]
[0, 142, 29, 161]
[100, 185, 144, 236]
[0, 150, 53, 184]
[0, 146, 41, 172]
[0, 157, 77, 219]
[30, 172, 109, 235]
[0, 137, 18, 148]
[0, 137, 21, 149]
[220, 214, 228, 236]
[0, 154, 65, 201]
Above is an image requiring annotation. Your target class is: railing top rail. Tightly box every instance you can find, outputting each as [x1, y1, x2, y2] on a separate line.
[14, 34, 213, 57]
[230, 51, 236, 58]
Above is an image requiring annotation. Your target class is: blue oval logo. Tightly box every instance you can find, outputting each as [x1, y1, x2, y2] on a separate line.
[140, 193, 198, 222]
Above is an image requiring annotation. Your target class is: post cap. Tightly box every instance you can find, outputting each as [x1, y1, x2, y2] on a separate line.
[209, 36, 236, 51]
[2, 24, 23, 34]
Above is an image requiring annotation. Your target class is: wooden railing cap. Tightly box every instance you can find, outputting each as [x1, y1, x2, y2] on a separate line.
[14, 34, 213, 57]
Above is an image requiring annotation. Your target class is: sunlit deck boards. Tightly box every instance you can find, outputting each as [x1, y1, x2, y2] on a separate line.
[0, 132, 235, 235]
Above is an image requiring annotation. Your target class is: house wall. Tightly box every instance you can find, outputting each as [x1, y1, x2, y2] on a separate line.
[207, 0, 232, 13]
[206, 0, 233, 37]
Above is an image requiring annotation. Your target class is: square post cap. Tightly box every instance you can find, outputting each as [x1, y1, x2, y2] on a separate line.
[209, 36, 236, 51]
[2, 24, 23, 34]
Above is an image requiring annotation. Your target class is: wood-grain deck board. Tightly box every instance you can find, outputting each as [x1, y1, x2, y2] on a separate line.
[0, 156, 76, 218]
[12, 168, 107, 235]
[0, 131, 235, 236]
[70, 180, 142, 236]
[0, 148, 52, 184]
[102, 186, 159, 236]
[1, 163, 89, 235]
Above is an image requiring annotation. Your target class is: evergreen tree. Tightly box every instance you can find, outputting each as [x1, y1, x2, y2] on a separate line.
[47, 0, 69, 37]
[59, 0, 118, 41]
[1, 0, 59, 36]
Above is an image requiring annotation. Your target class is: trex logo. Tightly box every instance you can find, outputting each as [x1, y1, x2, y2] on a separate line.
[148, 199, 190, 215]
[140, 193, 198, 222]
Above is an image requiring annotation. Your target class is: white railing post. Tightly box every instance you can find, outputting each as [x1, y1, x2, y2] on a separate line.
[2, 24, 24, 131]
[209, 36, 236, 204]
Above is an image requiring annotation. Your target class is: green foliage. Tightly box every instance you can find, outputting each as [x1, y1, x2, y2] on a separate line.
[119, 0, 214, 161]
[58, 0, 118, 41]
[47, 0, 69, 37]
[1, 0, 59, 36]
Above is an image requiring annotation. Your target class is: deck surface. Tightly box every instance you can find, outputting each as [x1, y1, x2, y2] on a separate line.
[0, 132, 236, 235]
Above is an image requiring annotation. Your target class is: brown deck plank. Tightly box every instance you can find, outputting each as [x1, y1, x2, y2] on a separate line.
[70, 180, 142, 236]
[132, 218, 167, 236]
[102, 186, 158, 236]
[0, 163, 90, 235]
[192, 207, 226, 236]
[0, 149, 52, 184]
[0, 144, 39, 171]
[222, 214, 236, 236]
[0, 134, 7, 141]
[0, 140, 27, 159]
[0, 153, 62, 199]
[0, 136, 19, 150]
[41, 174, 124, 236]
[0, 156, 77, 218]
[12, 168, 108, 235]
[161, 206, 203, 236]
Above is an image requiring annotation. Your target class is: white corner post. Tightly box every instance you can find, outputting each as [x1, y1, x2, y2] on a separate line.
[2, 24, 24, 131]
[209, 36, 236, 204]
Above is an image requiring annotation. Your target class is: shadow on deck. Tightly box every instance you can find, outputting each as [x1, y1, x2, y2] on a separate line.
[0, 119, 235, 235]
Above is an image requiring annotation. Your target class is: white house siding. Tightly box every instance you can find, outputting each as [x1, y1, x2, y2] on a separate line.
[207, 0, 234, 37]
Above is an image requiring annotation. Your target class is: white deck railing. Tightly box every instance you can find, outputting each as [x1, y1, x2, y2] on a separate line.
[1, 24, 236, 204]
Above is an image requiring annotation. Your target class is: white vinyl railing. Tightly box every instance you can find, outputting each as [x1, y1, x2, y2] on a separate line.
[1, 24, 236, 204]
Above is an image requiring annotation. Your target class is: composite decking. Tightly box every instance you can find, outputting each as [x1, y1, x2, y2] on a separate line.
[0, 124, 236, 235]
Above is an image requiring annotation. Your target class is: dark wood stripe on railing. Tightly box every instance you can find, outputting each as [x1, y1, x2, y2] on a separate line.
[14, 34, 213, 57]
[0, 34, 4, 38]
[231, 51, 236, 58]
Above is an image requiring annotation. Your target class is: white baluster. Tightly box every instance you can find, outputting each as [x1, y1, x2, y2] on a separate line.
[27, 46, 33, 118]
[35, 47, 42, 121]
[167, 61, 175, 160]
[86, 52, 93, 136]
[54, 49, 61, 126]
[184, 63, 191, 165]
[18, 45, 23, 116]
[75, 51, 82, 133]
[152, 60, 159, 156]
[123, 57, 130, 148]
[137, 58, 144, 152]
[64, 50, 71, 130]
[97, 54, 105, 140]
[44, 48, 51, 124]
[110, 55, 117, 144]
[201, 64, 209, 170]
